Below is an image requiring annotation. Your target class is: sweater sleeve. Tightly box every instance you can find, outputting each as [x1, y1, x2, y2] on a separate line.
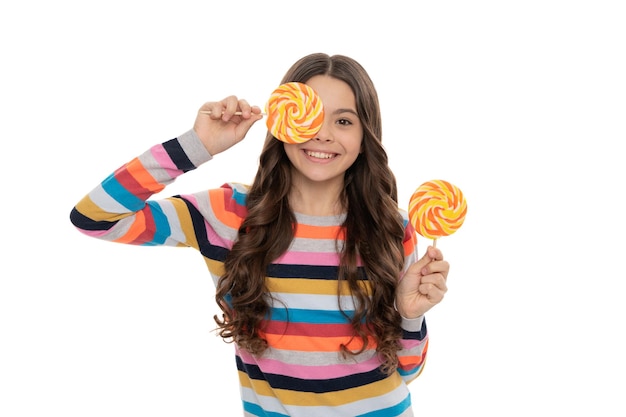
[69, 129, 212, 249]
[396, 215, 430, 385]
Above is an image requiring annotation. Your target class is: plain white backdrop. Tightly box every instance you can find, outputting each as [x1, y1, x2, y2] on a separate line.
[1, 1, 624, 415]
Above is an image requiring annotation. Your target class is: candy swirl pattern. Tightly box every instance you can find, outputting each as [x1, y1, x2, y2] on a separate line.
[409, 179, 467, 240]
[265, 82, 324, 143]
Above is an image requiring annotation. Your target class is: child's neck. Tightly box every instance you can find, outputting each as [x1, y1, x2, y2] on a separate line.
[289, 182, 344, 217]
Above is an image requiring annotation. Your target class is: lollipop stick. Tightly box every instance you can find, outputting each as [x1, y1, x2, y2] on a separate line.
[199, 110, 267, 116]
[432, 238, 438, 248]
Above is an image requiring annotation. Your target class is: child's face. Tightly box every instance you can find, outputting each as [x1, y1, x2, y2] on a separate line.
[284, 75, 363, 187]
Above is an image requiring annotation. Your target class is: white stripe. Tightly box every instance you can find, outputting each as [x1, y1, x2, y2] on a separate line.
[271, 292, 359, 312]
[159, 200, 186, 245]
[89, 184, 129, 213]
[241, 382, 412, 416]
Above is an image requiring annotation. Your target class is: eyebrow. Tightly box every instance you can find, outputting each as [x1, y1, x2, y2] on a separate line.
[332, 108, 359, 117]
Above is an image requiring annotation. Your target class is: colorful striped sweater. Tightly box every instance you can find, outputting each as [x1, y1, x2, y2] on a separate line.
[70, 129, 429, 417]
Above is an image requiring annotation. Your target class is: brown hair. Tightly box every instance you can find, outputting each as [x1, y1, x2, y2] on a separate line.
[214, 53, 406, 374]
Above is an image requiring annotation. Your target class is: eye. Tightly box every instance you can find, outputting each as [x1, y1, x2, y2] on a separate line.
[336, 118, 353, 126]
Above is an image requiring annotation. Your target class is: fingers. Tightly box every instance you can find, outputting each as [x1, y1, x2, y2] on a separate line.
[420, 246, 449, 279]
[222, 97, 251, 120]
[395, 246, 450, 317]
[194, 96, 263, 156]
[199, 96, 261, 122]
[396, 269, 447, 318]
[422, 259, 449, 279]
[418, 273, 448, 303]
[410, 245, 447, 278]
[418, 248, 449, 303]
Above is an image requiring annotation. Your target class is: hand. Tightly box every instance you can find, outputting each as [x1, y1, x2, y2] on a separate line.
[193, 96, 264, 156]
[395, 246, 449, 319]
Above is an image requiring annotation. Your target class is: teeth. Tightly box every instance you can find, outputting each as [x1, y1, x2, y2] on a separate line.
[306, 151, 335, 159]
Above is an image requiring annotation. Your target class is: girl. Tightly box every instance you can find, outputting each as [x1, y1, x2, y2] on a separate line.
[70, 52, 450, 416]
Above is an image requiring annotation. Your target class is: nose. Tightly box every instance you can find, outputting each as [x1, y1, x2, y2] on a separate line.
[313, 120, 333, 143]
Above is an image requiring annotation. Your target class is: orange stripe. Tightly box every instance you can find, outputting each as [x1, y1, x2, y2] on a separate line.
[403, 229, 418, 257]
[209, 189, 242, 230]
[398, 354, 425, 368]
[113, 210, 146, 243]
[259, 332, 376, 352]
[294, 223, 345, 239]
[126, 157, 164, 193]
[399, 339, 428, 369]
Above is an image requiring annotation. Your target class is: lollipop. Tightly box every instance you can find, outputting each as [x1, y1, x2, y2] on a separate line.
[408, 179, 467, 246]
[199, 82, 324, 144]
[265, 82, 324, 143]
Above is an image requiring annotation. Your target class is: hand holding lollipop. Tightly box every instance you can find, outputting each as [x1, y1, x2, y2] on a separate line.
[199, 82, 324, 144]
[408, 179, 467, 246]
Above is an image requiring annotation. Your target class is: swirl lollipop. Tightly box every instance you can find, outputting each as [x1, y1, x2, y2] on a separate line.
[265, 82, 324, 143]
[200, 82, 324, 144]
[408, 179, 467, 246]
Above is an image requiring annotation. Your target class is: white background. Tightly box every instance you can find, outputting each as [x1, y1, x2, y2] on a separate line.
[1, 1, 625, 415]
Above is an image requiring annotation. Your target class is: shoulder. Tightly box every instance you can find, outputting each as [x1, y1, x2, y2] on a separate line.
[212, 182, 250, 201]
[398, 207, 419, 250]
[397, 208, 413, 237]
[208, 182, 250, 218]
[398, 207, 410, 227]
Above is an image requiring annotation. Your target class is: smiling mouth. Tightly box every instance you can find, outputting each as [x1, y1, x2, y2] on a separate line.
[305, 150, 337, 159]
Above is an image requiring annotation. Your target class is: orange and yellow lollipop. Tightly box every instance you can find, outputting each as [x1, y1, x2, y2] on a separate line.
[408, 179, 467, 246]
[200, 82, 324, 144]
[265, 82, 324, 144]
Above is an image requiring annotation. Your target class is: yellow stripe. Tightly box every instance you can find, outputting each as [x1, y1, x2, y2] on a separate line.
[266, 278, 371, 296]
[75, 195, 130, 223]
[239, 370, 403, 406]
[170, 198, 200, 249]
[205, 257, 225, 276]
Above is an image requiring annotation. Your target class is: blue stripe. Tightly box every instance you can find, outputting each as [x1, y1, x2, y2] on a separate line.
[402, 319, 428, 340]
[356, 392, 411, 417]
[232, 186, 248, 206]
[101, 173, 144, 211]
[141, 201, 170, 245]
[397, 366, 420, 377]
[269, 307, 354, 324]
[242, 401, 289, 417]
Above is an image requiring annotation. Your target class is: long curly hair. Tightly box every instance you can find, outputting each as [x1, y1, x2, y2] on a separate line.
[214, 53, 406, 374]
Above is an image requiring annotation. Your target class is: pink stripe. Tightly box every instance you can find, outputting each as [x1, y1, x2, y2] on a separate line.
[79, 229, 110, 238]
[275, 251, 340, 266]
[237, 349, 381, 380]
[206, 223, 235, 248]
[150, 145, 184, 178]
[399, 339, 425, 349]
[276, 250, 363, 266]
[181, 193, 198, 205]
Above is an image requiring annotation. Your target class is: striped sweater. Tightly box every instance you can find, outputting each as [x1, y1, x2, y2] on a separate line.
[70, 129, 429, 417]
